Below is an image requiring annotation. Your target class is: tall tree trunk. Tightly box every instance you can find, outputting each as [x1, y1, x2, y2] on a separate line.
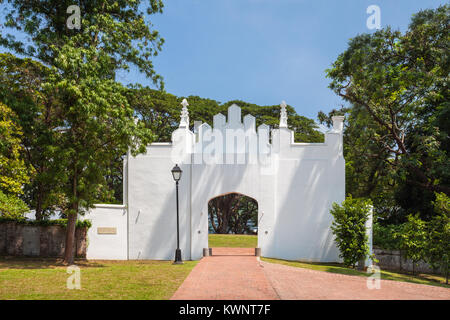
[63, 208, 78, 265]
[63, 171, 78, 265]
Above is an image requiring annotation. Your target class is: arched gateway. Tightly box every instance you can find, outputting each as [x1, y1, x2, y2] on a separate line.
[84, 101, 345, 262]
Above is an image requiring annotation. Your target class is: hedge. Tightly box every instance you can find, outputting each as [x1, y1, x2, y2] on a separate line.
[373, 222, 403, 250]
[0, 216, 92, 229]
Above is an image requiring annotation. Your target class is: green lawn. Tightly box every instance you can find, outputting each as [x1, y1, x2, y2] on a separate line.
[0, 257, 197, 300]
[208, 233, 257, 248]
[261, 257, 450, 288]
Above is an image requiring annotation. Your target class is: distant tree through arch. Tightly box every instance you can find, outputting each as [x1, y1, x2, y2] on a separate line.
[208, 193, 258, 235]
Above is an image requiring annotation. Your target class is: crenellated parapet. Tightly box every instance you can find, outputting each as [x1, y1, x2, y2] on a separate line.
[89, 98, 346, 263]
[171, 99, 345, 164]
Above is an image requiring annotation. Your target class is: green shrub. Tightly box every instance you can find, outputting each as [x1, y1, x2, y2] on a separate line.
[397, 214, 427, 275]
[425, 193, 449, 283]
[433, 192, 449, 217]
[373, 223, 403, 250]
[0, 216, 91, 229]
[330, 196, 373, 268]
[373, 193, 449, 282]
[0, 190, 29, 219]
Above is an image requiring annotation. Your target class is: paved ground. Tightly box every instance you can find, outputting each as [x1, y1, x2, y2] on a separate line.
[171, 248, 279, 300]
[171, 248, 450, 300]
[261, 261, 450, 300]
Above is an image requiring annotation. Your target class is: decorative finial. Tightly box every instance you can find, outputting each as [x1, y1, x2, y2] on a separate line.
[179, 98, 189, 128]
[331, 115, 345, 133]
[280, 100, 288, 128]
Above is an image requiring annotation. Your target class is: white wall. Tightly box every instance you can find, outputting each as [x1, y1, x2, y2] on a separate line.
[265, 128, 344, 262]
[84, 204, 128, 260]
[127, 144, 192, 260]
[84, 105, 345, 262]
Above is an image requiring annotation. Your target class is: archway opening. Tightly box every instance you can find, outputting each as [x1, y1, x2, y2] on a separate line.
[207, 192, 258, 249]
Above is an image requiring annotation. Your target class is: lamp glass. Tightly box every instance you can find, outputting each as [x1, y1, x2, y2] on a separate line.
[171, 164, 182, 181]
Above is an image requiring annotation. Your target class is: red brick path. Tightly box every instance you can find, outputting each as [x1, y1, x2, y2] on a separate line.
[261, 261, 450, 300]
[171, 248, 450, 300]
[171, 248, 279, 300]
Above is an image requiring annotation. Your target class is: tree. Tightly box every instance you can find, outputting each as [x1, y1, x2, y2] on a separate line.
[326, 5, 450, 221]
[425, 193, 450, 284]
[222, 100, 324, 143]
[0, 102, 32, 220]
[0, 0, 164, 87]
[209, 194, 242, 234]
[0, 0, 164, 264]
[129, 86, 324, 143]
[0, 53, 67, 220]
[229, 196, 258, 234]
[208, 193, 258, 235]
[0, 190, 29, 219]
[0, 102, 33, 195]
[330, 196, 372, 268]
[126, 85, 182, 142]
[397, 214, 427, 276]
[318, 106, 399, 222]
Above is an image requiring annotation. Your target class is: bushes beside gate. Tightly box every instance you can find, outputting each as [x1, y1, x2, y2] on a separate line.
[330, 196, 373, 268]
[0, 190, 29, 219]
[0, 216, 92, 229]
[373, 223, 402, 250]
[367, 193, 449, 283]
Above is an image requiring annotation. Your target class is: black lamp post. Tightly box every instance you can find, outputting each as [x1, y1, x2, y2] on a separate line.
[171, 164, 183, 264]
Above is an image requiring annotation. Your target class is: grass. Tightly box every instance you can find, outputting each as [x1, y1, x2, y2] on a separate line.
[261, 257, 450, 288]
[0, 257, 197, 300]
[208, 233, 257, 248]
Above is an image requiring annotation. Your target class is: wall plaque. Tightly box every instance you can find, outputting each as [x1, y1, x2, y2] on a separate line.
[97, 227, 117, 235]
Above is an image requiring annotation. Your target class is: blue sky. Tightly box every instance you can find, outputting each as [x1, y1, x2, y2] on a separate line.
[1, 1, 446, 120]
[117, 0, 447, 120]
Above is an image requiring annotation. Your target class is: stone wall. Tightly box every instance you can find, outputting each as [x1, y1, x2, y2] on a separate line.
[374, 247, 440, 275]
[0, 222, 87, 258]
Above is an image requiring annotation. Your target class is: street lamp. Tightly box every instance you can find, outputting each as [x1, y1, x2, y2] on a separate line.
[171, 164, 183, 264]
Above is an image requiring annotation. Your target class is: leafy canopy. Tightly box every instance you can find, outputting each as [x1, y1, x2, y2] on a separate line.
[327, 5, 449, 195]
[0, 0, 164, 87]
[324, 5, 450, 222]
[0, 102, 33, 194]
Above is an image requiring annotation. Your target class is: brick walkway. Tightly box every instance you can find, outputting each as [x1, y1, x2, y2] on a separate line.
[261, 261, 450, 300]
[171, 248, 450, 300]
[171, 248, 279, 300]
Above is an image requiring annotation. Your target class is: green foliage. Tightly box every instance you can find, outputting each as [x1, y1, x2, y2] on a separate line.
[129, 86, 324, 143]
[324, 5, 450, 222]
[0, 215, 92, 229]
[208, 193, 258, 235]
[318, 106, 399, 221]
[0, 0, 165, 263]
[0, 53, 66, 219]
[0, 0, 165, 87]
[208, 234, 257, 248]
[374, 196, 449, 282]
[330, 196, 373, 267]
[0, 190, 29, 219]
[397, 214, 427, 275]
[0, 102, 33, 194]
[0, 0, 166, 218]
[373, 223, 403, 250]
[433, 192, 450, 217]
[425, 193, 449, 283]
